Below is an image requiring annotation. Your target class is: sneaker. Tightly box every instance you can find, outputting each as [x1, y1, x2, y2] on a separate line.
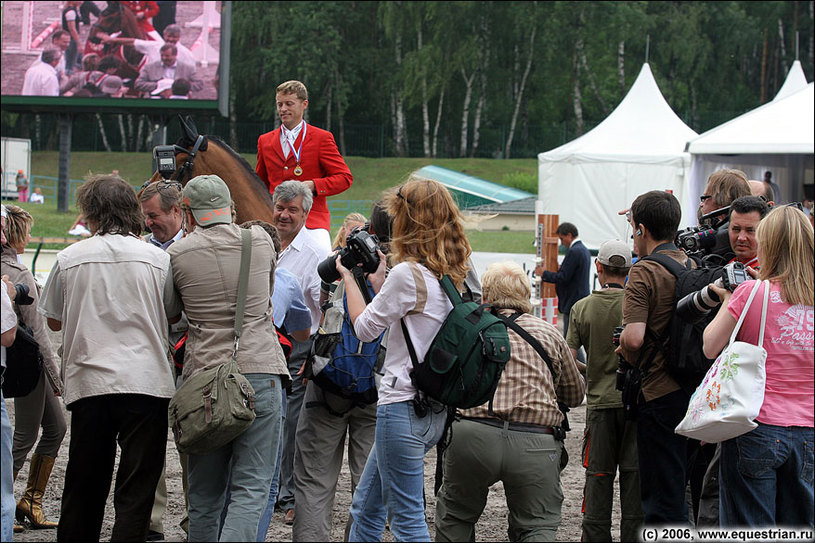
[283, 509, 294, 525]
[146, 530, 164, 541]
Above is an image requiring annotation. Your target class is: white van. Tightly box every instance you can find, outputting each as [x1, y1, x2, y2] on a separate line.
[1, 137, 32, 200]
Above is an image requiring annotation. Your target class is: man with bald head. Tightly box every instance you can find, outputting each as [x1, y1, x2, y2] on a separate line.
[748, 180, 775, 207]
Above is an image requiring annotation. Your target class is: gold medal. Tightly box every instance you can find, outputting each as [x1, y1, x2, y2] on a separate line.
[294, 165, 303, 176]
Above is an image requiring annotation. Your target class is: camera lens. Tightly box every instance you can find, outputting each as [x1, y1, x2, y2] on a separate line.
[676, 285, 721, 323]
[317, 252, 342, 284]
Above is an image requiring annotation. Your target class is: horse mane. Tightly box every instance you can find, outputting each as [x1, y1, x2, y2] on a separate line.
[205, 137, 272, 196]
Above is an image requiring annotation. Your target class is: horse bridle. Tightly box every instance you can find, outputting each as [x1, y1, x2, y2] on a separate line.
[174, 135, 206, 184]
[141, 134, 206, 192]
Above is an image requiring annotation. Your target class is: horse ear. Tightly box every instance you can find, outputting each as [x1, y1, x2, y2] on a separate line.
[177, 115, 200, 144]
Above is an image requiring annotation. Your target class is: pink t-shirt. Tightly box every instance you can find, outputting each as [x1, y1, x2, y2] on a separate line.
[728, 280, 814, 427]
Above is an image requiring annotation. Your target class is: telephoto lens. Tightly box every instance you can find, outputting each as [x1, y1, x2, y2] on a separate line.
[676, 281, 722, 323]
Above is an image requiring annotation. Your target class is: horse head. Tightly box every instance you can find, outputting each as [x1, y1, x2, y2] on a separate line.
[144, 116, 275, 225]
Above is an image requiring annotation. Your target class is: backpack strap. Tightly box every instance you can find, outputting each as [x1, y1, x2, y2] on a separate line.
[492, 311, 569, 439]
[494, 312, 555, 377]
[638, 250, 694, 378]
[406, 261, 428, 315]
[232, 228, 252, 360]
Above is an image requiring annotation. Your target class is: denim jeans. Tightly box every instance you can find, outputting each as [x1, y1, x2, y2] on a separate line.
[348, 400, 447, 542]
[188, 374, 283, 542]
[720, 422, 814, 528]
[636, 389, 698, 525]
[1, 391, 14, 543]
[256, 431, 284, 541]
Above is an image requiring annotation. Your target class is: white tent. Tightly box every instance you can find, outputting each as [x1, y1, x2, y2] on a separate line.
[538, 63, 698, 250]
[686, 83, 814, 205]
[773, 60, 808, 102]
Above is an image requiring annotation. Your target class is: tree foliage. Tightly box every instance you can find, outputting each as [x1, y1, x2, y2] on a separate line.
[227, 1, 813, 158]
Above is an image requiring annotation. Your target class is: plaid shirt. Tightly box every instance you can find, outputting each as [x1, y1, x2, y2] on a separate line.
[460, 310, 586, 427]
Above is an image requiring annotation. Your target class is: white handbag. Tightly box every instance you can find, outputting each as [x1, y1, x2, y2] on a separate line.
[675, 280, 769, 443]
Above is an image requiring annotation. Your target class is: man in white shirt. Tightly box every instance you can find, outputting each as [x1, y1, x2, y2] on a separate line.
[38, 174, 178, 542]
[271, 180, 331, 525]
[102, 24, 195, 67]
[21, 48, 62, 96]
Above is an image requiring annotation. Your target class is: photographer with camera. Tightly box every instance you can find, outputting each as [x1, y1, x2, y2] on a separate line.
[271, 180, 332, 525]
[682, 195, 767, 527]
[618, 190, 700, 526]
[566, 240, 642, 542]
[1, 205, 66, 533]
[680, 169, 751, 263]
[702, 206, 813, 528]
[291, 201, 391, 542]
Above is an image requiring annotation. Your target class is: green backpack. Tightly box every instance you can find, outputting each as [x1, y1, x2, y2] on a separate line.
[401, 273, 511, 410]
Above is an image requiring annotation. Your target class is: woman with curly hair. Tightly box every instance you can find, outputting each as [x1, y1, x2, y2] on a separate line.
[339, 175, 472, 541]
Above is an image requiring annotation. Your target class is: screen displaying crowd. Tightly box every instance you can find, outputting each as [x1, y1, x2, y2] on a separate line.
[1, 1, 221, 101]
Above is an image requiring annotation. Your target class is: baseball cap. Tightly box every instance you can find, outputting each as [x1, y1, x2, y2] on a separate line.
[183, 175, 232, 226]
[597, 239, 632, 268]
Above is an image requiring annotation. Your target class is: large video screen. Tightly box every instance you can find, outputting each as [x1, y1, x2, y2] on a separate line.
[1, 1, 228, 113]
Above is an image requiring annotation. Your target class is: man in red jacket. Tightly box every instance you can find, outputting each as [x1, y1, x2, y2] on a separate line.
[256, 80, 353, 248]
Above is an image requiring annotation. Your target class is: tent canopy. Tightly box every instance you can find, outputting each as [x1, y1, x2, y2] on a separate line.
[686, 84, 813, 155]
[538, 63, 698, 249]
[686, 83, 814, 204]
[774, 60, 808, 102]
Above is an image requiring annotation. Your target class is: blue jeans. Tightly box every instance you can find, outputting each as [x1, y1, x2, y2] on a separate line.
[256, 428, 284, 541]
[1, 391, 14, 543]
[720, 423, 814, 528]
[187, 374, 283, 542]
[348, 400, 447, 542]
[636, 389, 698, 525]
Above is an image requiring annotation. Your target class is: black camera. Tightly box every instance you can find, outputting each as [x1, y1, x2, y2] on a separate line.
[676, 261, 750, 323]
[153, 145, 177, 179]
[612, 325, 628, 391]
[317, 228, 381, 284]
[14, 283, 34, 306]
[676, 226, 717, 254]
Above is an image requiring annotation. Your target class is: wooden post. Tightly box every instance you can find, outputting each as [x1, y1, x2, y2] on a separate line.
[534, 213, 559, 325]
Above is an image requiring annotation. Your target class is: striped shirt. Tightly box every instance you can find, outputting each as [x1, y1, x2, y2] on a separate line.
[460, 310, 585, 427]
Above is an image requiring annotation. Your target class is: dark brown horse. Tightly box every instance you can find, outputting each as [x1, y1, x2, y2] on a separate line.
[145, 116, 276, 225]
[86, 1, 148, 82]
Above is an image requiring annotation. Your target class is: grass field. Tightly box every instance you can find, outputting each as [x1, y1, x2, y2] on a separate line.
[11, 152, 539, 253]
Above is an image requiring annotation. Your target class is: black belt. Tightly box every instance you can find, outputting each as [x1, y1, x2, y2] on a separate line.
[461, 416, 556, 435]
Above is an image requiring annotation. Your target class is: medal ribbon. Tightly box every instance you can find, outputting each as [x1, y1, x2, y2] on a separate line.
[286, 121, 307, 165]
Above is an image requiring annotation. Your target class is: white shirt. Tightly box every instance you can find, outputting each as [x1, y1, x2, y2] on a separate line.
[38, 234, 178, 405]
[133, 39, 196, 67]
[162, 62, 178, 80]
[280, 121, 304, 160]
[354, 262, 453, 405]
[277, 225, 331, 333]
[22, 61, 59, 96]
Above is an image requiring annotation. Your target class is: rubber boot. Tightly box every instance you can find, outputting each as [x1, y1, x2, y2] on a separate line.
[16, 454, 59, 529]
